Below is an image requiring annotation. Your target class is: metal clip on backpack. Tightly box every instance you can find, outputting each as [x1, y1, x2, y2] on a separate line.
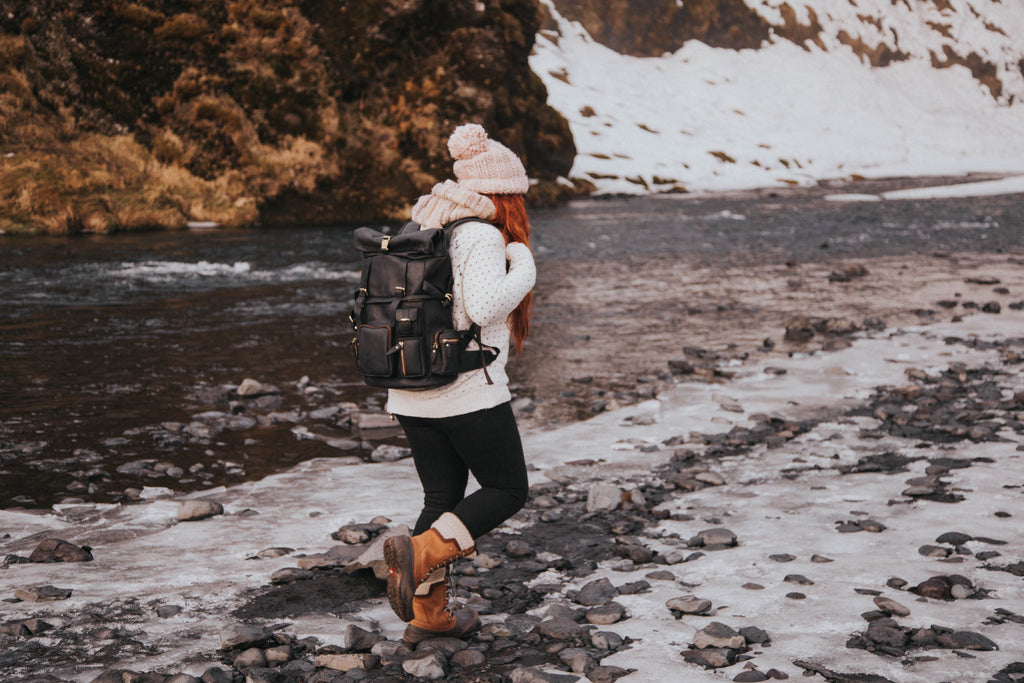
[350, 218, 499, 390]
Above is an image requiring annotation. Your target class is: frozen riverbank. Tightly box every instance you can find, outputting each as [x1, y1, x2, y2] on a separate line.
[3, 305, 1023, 682]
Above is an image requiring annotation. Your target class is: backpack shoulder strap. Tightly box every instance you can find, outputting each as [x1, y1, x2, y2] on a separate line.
[444, 216, 494, 231]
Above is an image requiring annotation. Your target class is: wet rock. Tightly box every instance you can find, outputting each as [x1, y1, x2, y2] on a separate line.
[89, 670, 143, 683]
[873, 596, 910, 617]
[693, 622, 745, 650]
[936, 531, 973, 545]
[316, 653, 379, 672]
[219, 624, 273, 651]
[920, 544, 954, 557]
[865, 619, 909, 649]
[270, 568, 314, 584]
[587, 665, 632, 683]
[935, 631, 998, 650]
[666, 596, 712, 616]
[344, 625, 385, 652]
[682, 647, 735, 669]
[165, 675, 201, 683]
[402, 650, 446, 679]
[177, 499, 224, 521]
[2, 618, 53, 636]
[506, 539, 534, 558]
[234, 647, 268, 668]
[586, 602, 626, 625]
[558, 647, 593, 673]
[157, 604, 183, 618]
[371, 640, 413, 666]
[769, 553, 795, 562]
[236, 378, 277, 397]
[264, 646, 291, 665]
[369, 444, 410, 462]
[534, 617, 585, 640]
[783, 574, 813, 585]
[510, 666, 582, 683]
[331, 521, 387, 544]
[14, 584, 73, 602]
[738, 626, 770, 645]
[692, 528, 737, 549]
[835, 519, 886, 533]
[734, 670, 769, 682]
[574, 578, 619, 606]
[450, 648, 486, 668]
[28, 538, 93, 563]
[586, 485, 623, 512]
[912, 576, 952, 600]
[590, 631, 625, 650]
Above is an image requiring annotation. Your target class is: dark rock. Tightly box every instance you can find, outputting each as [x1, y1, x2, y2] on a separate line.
[219, 623, 273, 651]
[734, 670, 770, 682]
[865, 620, 908, 649]
[574, 578, 619, 606]
[28, 538, 92, 562]
[586, 602, 626, 625]
[693, 621, 745, 649]
[936, 531, 972, 545]
[590, 631, 625, 651]
[682, 647, 735, 669]
[509, 666, 581, 682]
[587, 665, 632, 683]
[935, 631, 998, 650]
[533, 617, 585, 640]
[450, 648, 486, 668]
[768, 554, 795, 562]
[14, 585, 73, 601]
[913, 576, 952, 600]
[344, 624, 385, 652]
[738, 626, 770, 645]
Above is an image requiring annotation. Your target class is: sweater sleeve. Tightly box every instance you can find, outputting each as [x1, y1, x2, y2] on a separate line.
[458, 224, 536, 327]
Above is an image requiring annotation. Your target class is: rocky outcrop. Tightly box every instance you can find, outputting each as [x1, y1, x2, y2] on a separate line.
[0, 0, 576, 233]
[547, 0, 1024, 102]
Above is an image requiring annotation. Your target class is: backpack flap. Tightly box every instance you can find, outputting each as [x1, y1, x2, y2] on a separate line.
[353, 225, 445, 256]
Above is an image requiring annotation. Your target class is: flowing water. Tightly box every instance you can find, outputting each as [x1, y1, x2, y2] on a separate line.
[3, 182, 1022, 508]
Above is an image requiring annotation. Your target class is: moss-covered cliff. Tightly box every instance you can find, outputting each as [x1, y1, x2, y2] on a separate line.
[0, 0, 576, 233]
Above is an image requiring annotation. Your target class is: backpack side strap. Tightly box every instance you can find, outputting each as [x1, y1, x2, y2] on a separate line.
[457, 323, 499, 385]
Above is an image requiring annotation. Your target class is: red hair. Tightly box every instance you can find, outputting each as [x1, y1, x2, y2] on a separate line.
[487, 193, 533, 354]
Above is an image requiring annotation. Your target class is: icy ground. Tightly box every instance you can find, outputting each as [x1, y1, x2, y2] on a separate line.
[2, 301, 1023, 681]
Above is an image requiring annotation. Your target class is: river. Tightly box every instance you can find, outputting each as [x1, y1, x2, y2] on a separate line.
[2, 179, 1022, 508]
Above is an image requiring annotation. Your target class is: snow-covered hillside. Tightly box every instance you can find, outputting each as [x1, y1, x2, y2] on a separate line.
[530, 0, 1024, 195]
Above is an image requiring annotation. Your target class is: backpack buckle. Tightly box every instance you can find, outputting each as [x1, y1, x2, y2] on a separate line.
[380, 235, 391, 252]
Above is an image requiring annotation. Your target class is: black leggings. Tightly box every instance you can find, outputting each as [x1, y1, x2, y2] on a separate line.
[395, 402, 529, 539]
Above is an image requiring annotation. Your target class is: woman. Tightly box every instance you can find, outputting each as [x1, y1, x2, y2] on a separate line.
[383, 123, 536, 643]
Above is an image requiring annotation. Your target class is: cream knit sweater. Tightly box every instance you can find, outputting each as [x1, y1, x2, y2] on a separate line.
[386, 181, 536, 418]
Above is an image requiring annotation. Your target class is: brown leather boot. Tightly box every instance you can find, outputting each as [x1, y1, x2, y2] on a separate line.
[402, 577, 480, 644]
[383, 512, 475, 622]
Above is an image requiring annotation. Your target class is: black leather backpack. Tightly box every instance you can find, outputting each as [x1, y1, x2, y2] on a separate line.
[350, 218, 498, 390]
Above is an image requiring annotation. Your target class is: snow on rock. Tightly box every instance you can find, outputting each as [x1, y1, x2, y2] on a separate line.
[531, 0, 1024, 195]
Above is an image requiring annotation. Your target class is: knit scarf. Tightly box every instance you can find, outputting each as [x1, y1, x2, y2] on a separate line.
[410, 180, 496, 229]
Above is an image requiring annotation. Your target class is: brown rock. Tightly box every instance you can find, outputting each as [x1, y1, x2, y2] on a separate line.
[28, 538, 92, 563]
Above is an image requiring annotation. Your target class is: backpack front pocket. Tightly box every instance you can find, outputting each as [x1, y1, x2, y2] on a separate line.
[397, 338, 426, 378]
[430, 330, 461, 377]
[354, 325, 393, 377]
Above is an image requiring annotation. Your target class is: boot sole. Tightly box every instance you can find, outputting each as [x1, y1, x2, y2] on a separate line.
[383, 535, 415, 622]
[402, 608, 480, 645]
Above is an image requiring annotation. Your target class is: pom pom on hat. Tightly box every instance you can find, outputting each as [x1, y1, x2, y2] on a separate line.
[447, 123, 529, 195]
[448, 123, 490, 160]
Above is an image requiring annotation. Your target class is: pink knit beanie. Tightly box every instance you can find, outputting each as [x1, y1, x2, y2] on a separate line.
[448, 123, 529, 195]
